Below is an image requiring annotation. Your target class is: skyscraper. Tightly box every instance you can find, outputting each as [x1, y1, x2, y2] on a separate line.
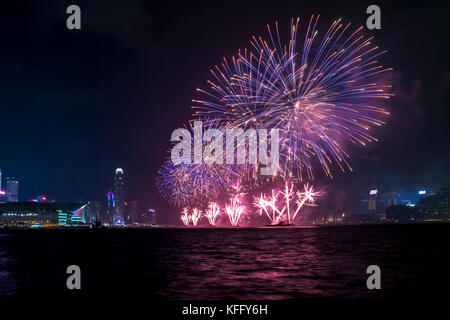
[113, 168, 125, 225]
[114, 168, 125, 206]
[368, 189, 378, 213]
[384, 192, 400, 208]
[6, 177, 19, 202]
[129, 200, 140, 223]
[0, 168, 2, 191]
[105, 190, 115, 224]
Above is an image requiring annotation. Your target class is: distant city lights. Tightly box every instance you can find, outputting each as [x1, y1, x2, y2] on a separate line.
[370, 189, 378, 195]
[418, 190, 426, 195]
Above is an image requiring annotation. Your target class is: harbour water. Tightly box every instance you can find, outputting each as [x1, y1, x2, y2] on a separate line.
[0, 224, 448, 301]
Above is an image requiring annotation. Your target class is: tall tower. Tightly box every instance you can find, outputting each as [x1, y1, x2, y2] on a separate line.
[6, 177, 19, 202]
[0, 168, 2, 191]
[113, 168, 125, 224]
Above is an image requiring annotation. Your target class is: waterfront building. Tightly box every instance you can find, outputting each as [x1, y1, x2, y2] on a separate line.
[0, 202, 87, 227]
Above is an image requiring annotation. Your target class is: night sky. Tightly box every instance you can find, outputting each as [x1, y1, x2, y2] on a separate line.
[0, 0, 449, 223]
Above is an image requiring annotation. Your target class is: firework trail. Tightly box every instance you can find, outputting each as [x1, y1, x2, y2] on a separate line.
[192, 15, 392, 181]
[281, 181, 294, 223]
[181, 208, 190, 226]
[205, 202, 221, 226]
[191, 208, 202, 226]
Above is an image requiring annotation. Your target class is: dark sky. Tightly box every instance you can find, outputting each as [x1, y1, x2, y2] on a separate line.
[0, 0, 449, 223]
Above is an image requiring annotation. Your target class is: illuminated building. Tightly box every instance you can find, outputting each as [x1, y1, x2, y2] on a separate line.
[6, 177, 19, 202]
[128, 200, 140, 223]
[383, 187, 450, 223]
[368, 189, 378, 213]
[0, 170, 9, 203]
[112, 168, 126, 225]
[105, 190, 115, 224]
[383, 192, 400, 208]
[0, 169, 7, 199]
[114, 168, 125, 206]
[361, 189, 403, 215]
[140, 208, 156, 225]
[107, 190, 115, 208]
[85, 201, 102, 224]
[416, 186, 450, 219]
[0, 202, 87, 227]
[149, 209, 157, 225]
[418, 190, 427, 202]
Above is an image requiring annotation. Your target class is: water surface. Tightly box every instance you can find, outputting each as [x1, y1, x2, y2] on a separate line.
[0, 225, 448, 300]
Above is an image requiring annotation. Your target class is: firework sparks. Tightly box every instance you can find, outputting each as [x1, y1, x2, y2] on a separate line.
[254, 182, 320, 225]
[205, 202, 221, 226]
[225, 195, 245, 227]
[191, 208, 202, 226]
[291, 184, 318, 221]
[159, 16, 391, 226]
[254, 193, 271, 220]
[254, 189, 284, 224]
[156, 159, 240, 207]
[181, 208, 190, 226]
[193, 15, 392, 182]
[156, 119, 243, 207]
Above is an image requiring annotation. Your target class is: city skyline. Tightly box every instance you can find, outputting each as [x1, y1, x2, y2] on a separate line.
[0, 164, 447, 226]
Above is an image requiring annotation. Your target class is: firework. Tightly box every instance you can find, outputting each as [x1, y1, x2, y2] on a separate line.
[156, 158, 241, 207]
[156, 120, 243, 207]
[191, 208, 202, 226]
[254, 182, 320, 225]
[291, 183, 318, 221]
[225, 195, 245, 227]
[205, 202, 221, 226]
[193, 15, 392, 181]
[254, 190, 284, 224]
[181, 207, 190, 226]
